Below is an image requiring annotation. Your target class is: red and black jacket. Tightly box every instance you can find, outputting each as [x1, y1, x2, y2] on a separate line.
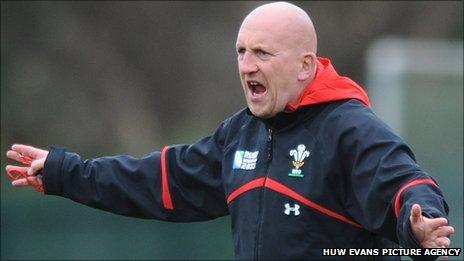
[42, 58, 448, 259]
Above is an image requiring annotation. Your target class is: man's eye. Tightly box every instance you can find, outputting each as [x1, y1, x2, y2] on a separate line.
[237, 48, 245, 55]
[256, 50, 270, 58]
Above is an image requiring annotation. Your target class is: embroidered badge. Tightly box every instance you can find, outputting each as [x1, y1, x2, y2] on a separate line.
[233, 150, 259, 170]
[284, 203, 300, 216]
[288, 144, 310, 178]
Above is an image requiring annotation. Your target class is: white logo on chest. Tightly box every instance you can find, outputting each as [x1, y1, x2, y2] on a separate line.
[288, 144, 310, 178]
[233, 150, 259, 170]
[284, 203, 300, 216]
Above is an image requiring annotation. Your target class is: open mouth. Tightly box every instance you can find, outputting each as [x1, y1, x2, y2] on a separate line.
[247, 80, 267, 97]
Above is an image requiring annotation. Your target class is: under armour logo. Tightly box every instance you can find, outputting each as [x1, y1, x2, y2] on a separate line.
[284, 203, 300, 216]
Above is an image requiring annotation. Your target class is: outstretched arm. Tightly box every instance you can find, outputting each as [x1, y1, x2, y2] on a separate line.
[332, 103, 454, 250]
[4, 121, 230, 221]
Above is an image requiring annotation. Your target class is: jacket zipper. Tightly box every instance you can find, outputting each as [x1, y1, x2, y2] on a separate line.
[254, 128, 273, 259]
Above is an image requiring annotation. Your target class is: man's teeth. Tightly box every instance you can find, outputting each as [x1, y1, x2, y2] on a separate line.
[248, 81, 266, 95]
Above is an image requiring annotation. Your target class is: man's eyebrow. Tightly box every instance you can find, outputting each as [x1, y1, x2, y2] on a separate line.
[235, 43, 276, 54]
[252, 45, 276, 54]
[235, 44, 270, 51]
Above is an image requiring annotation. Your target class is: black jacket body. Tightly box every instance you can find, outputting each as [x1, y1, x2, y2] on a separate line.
[43, 99, 448, 259]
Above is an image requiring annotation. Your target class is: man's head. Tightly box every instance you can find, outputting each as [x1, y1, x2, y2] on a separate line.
[236, 2, 317, 118]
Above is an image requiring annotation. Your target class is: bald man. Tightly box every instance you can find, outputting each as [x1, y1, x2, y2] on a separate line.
[6, 2, 453, 259]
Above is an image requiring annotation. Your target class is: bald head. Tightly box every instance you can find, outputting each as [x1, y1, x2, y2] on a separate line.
[236, 2, 318, 118]
[240, 2, 317, 53]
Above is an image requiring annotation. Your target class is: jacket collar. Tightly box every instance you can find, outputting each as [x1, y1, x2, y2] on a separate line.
[286, 57, 371, 110]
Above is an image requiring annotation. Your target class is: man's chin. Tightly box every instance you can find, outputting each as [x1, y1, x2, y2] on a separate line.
[249, 107, 275, 119]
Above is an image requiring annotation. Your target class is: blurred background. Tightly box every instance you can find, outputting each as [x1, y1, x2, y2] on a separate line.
[1, 1, 462, 259]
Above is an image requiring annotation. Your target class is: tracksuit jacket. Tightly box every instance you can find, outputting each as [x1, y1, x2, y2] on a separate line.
[42, 57, 449, 260]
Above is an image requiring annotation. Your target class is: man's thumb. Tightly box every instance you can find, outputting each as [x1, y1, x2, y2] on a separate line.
[410, 204, 422, 224]
[27, 157, 45, 176]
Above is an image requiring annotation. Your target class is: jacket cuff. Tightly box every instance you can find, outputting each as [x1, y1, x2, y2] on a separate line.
[42, 146, 66, 196]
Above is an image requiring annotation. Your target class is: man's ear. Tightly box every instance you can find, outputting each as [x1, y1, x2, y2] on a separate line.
[298, 52, 316, 81]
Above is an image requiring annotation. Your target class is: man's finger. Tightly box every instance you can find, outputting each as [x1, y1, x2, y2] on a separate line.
[12, 178, 30, 186]
[434, 226, 455, 237]
[11, 144, 45, 159]
[410, 204, 422, 224]
[5, 165, 29, 180]
[6, 150, 27, 164]
[435, 237, 451, 248]
[428, 217, 449, 230]
[6, 165, 29, 173]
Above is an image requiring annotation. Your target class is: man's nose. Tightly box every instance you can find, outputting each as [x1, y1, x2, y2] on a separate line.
[239, 52, 258, 74]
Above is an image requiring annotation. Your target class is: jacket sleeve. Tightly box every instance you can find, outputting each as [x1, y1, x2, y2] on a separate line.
[42, 121, 230, 222]
[333, 102, 449, 246]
